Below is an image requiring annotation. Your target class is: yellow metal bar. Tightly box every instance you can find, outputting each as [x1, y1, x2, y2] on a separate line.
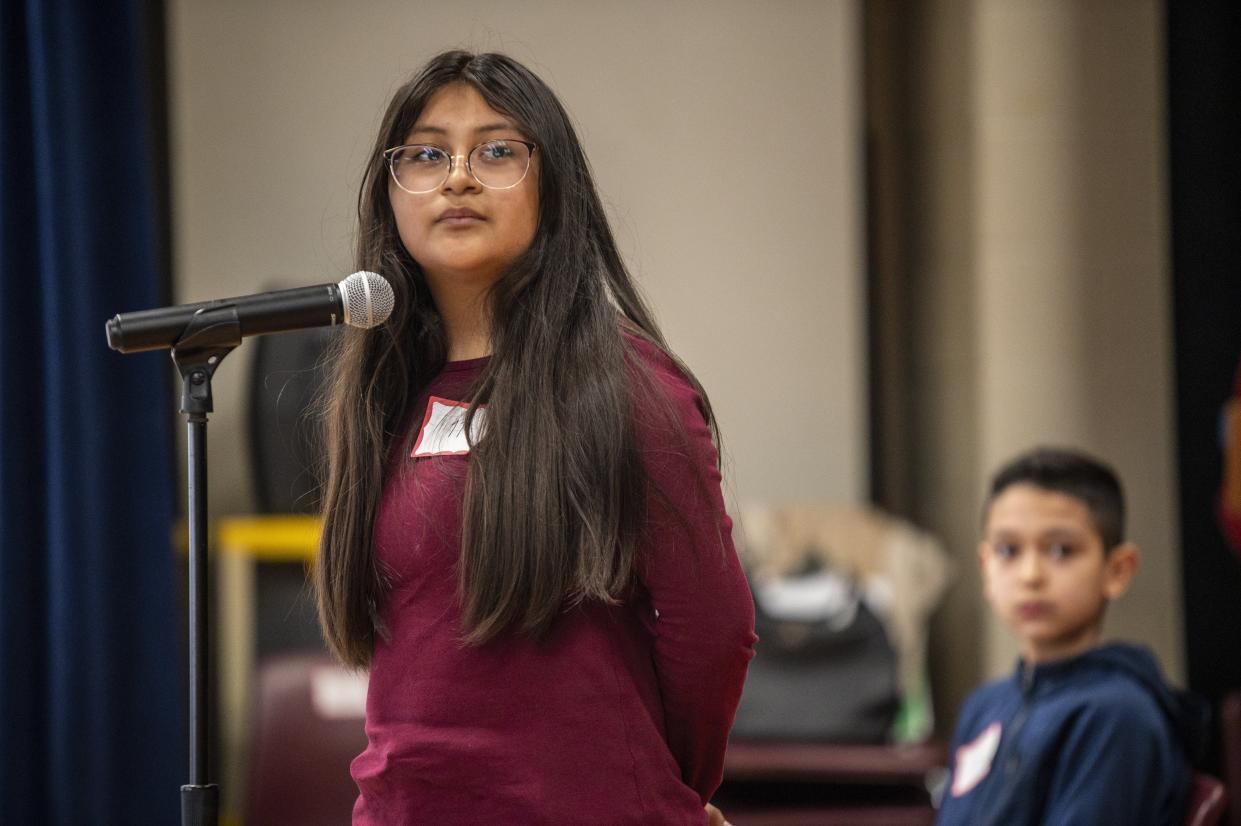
[216, 515, 322, 562]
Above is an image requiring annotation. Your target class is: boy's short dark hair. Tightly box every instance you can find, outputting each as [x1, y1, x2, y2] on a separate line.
[985, 447, 1126, 550]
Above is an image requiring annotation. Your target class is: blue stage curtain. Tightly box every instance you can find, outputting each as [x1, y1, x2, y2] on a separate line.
[1, 0, 183, 823]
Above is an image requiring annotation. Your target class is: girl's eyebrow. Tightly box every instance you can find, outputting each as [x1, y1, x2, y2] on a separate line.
[408, 122, 517, 137]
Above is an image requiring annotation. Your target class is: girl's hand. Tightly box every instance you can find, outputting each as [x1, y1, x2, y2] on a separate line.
[705, 802, 732, 826]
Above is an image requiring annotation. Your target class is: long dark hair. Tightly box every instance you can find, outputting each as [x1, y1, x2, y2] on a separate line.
[315, 50, 717, 667]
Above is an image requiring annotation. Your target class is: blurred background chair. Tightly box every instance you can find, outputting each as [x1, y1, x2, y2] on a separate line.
[1221, 690, 1241, 826]
[248, 325, 334, 515]
[244, 652, 368, 826]
[1184, 773, 1227, 826]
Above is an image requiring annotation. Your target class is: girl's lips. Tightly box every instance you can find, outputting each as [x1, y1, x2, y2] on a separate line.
[437, 208, 484, 223]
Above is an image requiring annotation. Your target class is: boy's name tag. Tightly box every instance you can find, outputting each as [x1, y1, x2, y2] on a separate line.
[951, 720, 1002, 797]
[411, 396, 486, 458]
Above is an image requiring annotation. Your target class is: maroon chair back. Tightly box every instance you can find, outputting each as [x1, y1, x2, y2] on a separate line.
[1223, 691, 1241, 826]
[245, 652, 368, 826]
[1184, 773, 1227, 826]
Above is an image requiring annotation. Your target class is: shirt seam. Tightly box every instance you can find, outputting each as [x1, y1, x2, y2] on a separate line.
[605, 643, 649, 817]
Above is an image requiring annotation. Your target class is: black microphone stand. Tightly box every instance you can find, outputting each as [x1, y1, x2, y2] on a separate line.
[171, 305, 242, 826]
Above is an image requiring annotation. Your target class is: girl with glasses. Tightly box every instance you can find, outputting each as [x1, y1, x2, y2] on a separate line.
[314, 50, 755, 825]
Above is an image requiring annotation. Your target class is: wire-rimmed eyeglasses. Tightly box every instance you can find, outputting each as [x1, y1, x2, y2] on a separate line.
[383, 140, 537, 194]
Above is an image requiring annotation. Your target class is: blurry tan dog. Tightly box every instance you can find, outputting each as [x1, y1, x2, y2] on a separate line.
[735, 502, 951, 739]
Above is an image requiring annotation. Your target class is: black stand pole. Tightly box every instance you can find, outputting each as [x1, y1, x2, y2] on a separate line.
[171, 305, 241, 826]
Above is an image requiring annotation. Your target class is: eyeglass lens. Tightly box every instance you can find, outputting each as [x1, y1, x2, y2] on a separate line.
[389, 141, 532, 193]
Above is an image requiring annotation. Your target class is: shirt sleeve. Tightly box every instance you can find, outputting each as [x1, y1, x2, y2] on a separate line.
[1041, 697, 1183, 826]
[630, 346, 757, 804]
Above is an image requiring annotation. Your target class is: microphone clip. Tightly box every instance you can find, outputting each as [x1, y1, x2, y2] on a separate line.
[171, 303, 243, 418]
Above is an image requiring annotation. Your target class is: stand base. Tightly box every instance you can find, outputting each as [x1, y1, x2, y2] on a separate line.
[181, 784, 220, 826]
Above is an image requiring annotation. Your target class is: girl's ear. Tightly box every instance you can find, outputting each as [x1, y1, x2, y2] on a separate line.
[1102, 541, 1140, 600]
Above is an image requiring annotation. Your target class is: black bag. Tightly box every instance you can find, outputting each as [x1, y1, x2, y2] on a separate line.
[730, 561, 900, 743]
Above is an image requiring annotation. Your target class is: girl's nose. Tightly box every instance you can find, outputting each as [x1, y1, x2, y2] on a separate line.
[442, 154, 479, 193]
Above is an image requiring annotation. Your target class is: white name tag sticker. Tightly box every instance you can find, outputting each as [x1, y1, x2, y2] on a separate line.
[951, 720, 1002, 797]
[411, 396, 486, 458]
[310, 665, 368, 720]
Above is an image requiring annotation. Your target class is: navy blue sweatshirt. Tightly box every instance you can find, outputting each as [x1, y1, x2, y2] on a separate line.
[936, 643, 1203, 826]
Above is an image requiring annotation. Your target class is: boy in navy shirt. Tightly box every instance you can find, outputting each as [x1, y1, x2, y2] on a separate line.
[937, 448, 1203, 826]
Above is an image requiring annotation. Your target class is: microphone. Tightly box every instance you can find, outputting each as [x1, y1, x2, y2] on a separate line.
[106, 271, 395, 354]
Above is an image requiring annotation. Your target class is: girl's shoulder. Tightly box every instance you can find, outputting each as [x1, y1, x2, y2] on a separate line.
[620, 329, 698, 404]
[619, 330, 714, 462]
[621, 328, 672, 367]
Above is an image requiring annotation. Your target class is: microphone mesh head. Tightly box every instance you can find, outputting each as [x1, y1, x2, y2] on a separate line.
[338, 271, 395, 329]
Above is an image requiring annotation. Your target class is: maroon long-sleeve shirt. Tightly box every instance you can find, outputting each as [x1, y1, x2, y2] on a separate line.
[350, 337, 756, 825]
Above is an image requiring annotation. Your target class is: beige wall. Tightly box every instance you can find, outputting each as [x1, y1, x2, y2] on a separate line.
[909, 0, 1183, 724]
[167, 0, 867, 517]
